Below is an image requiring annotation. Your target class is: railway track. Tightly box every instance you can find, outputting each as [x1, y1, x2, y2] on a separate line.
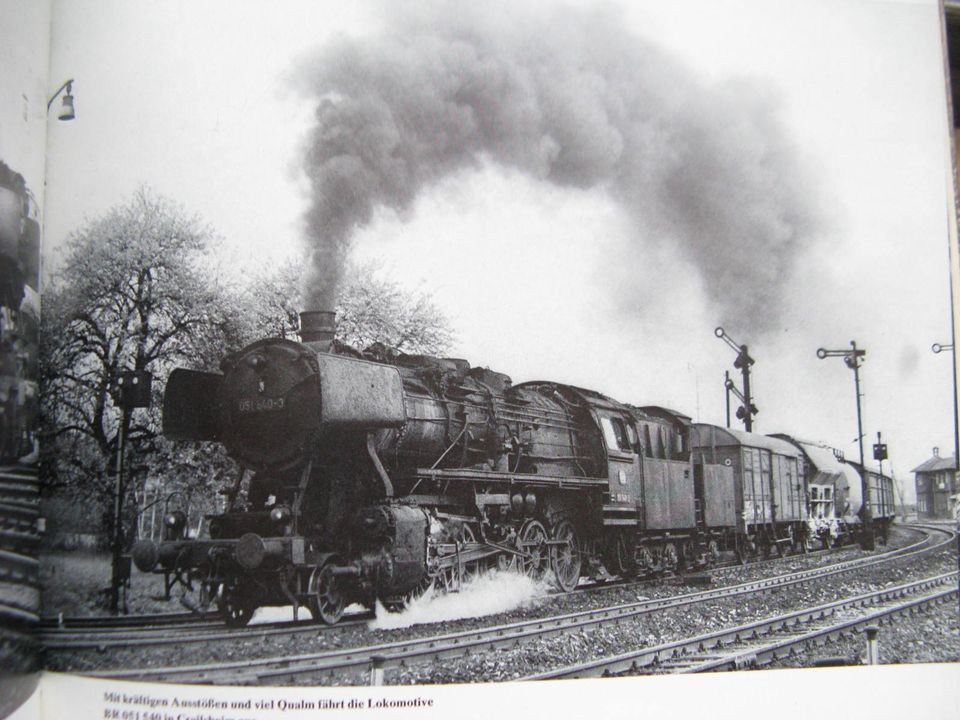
[0, 548, 40, 624]
[41, 612, 373, 650]
[0, 464, 41, 624]
[38, 609, 217, 630]
[84, 523, 954, 683]
[524, 571, 958, 678]
[0, 464, 40, 502]
[0, 464, 40, 552]
[40, 542, 852, 650]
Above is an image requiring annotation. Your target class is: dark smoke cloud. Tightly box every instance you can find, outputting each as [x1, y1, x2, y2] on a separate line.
[296, 1, 822, 330]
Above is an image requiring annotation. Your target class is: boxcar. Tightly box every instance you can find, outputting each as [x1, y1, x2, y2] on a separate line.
[690, 424, 806, 558]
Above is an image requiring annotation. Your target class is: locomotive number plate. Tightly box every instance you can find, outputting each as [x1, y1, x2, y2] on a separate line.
[237, 396, 286, 413]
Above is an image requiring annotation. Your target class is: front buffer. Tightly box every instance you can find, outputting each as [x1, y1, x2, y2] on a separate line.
[132, 502, 430, 626]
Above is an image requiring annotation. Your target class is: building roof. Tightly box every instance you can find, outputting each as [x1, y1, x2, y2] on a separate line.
[911, 455, 958, 474]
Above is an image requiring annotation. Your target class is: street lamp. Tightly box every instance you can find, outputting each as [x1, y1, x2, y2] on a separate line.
[715, 327, 757, 431]
[817, 341, 874, 550]
[47, 78, 75, 121]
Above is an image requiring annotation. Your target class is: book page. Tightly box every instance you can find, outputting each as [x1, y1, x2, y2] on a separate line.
[35, 0, 960, 719]
[0, 0, 50, 718]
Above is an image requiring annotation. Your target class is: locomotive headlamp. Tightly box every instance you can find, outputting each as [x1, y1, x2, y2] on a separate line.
[164, 510, 187, 529]
[270, 505, 292, 524]
[163, 510, 187, 540]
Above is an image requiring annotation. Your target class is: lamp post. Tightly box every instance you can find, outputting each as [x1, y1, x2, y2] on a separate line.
[932, 341, 959, 470]
[715, 327, 757, 431]
[817, 341, 874, 550]
[47, 79, 76, 121]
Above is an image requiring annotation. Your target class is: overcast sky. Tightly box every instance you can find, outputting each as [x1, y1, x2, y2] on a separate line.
[43, 0, 954, 502]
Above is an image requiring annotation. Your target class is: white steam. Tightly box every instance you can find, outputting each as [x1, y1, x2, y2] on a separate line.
[368, 569, 549, 631]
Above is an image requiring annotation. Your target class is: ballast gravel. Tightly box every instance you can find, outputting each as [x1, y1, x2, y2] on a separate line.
[44, 526, 958, 684]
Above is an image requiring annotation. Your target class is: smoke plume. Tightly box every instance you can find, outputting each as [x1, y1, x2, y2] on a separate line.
[297, 1, 821, 330]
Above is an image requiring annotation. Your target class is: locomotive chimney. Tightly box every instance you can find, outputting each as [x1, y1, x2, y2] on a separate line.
[299, 310, 336, 353]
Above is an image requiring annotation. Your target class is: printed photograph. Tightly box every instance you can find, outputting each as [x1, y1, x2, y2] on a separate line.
[3, 0, 957, 704]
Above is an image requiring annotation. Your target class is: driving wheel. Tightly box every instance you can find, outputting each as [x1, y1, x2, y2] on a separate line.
[308, 562, 345, 625]
[549, 518, 581, 592]
[518, 519, 549, 579]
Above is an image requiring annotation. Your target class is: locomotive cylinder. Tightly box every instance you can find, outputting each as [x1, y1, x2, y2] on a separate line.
[352, 505, 429, 597]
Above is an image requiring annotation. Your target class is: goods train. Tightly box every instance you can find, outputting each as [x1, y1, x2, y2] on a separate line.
[132, 311, 896, 626]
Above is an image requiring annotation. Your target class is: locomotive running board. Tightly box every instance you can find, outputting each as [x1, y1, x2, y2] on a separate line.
[411, 467, 607, 490]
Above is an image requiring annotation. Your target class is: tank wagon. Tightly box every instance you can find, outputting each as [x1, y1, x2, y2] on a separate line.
[771, 435, 897, 547]
[133, 311, 899, 625]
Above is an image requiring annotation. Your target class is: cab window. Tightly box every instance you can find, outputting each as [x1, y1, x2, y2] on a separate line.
[600, 416, 632, 452]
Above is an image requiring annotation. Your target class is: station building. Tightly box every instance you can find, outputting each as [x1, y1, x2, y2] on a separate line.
[911, 448, 959, 519]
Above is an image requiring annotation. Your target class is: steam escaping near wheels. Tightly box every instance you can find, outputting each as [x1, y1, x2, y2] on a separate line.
[367, 568, 550, 631]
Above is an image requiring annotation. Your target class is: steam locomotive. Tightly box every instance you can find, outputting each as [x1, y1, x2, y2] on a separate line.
[132, 310, 896, 626]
